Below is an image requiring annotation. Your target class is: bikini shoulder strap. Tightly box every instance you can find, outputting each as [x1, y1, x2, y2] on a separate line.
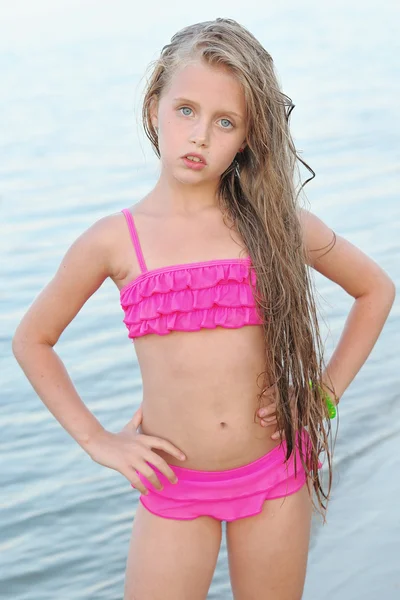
[121, 208, 148, 273]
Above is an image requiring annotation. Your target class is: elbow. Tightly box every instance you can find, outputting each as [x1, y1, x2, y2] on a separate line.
[383, 277, 396, 305]
[371, 276, 396, 313]
[389, 281, 396, 311]
[371, 271, 396, 298]
[12, 328, 28, 362]
[355, 276, 396, 316]
[12, 326, 49, 363]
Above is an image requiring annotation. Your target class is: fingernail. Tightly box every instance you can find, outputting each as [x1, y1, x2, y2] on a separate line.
[180, 454, 186, 460]
[259, 409, 267, 417]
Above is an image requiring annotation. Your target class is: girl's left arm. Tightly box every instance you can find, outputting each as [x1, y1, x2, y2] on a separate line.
[298, 208, 396, 402]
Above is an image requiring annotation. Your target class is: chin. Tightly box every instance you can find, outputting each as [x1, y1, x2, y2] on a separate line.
[172, 167, 208, 183]
[174, 174, 206, 186]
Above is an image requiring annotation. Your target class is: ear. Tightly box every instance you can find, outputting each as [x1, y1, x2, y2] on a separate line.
[149, 96, 159, 130]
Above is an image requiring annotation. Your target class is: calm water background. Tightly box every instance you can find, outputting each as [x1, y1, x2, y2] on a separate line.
[1, 1, 399, 598]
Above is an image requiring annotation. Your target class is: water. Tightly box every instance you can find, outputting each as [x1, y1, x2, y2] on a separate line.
[1, 2, 399, 598]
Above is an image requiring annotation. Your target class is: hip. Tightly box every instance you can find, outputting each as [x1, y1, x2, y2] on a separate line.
[134, 428, 322, 522]
[138, 384, 278, 470]
[138, 417, 283, 471]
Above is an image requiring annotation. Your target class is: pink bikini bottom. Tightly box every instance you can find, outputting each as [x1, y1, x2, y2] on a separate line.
[134, 428, 322, 522]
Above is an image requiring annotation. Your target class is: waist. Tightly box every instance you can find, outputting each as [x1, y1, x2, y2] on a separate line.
[136, 325, 266, 381]
[134, 327, 274, 469]
[138, 387, 280, 471]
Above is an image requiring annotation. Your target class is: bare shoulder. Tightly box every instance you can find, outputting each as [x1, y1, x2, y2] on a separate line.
[61, 210, 130, 280]
[89, 209, 130, 264]
[12, 210, 133, 346]
[296, 207, 337, 268]
[296, 207, 395, 298]
[77, 210, 121, 252]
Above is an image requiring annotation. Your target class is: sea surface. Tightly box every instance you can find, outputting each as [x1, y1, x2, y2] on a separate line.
[1, 1, 399, 598]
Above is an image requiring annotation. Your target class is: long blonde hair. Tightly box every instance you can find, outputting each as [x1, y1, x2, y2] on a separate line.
[141, 17, 338, 523]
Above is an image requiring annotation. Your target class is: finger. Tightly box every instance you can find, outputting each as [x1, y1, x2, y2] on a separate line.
[144, 435, 186, 462]
[271, 430, 284, 440]
[134, 459, 165, 490]
[261, 418, 277, 427]
[262, 382, 278, 396]
[258, 402, 277, 418]
[141, 451, 179, 486]
[127, 469, 149, 495]
[128, 404, 143, 430]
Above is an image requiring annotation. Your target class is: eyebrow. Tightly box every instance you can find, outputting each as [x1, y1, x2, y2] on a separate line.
[172, 97, 243, 120]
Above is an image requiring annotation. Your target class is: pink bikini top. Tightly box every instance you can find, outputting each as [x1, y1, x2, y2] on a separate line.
[120, 208, 263, 339]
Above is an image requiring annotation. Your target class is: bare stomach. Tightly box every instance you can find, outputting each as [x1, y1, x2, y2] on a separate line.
[134, 326, 281, 471]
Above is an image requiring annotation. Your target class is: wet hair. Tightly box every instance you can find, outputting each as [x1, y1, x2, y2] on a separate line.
[141, 17, 338, 523]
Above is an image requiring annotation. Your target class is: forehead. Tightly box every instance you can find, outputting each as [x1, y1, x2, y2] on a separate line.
[163, 60, 245, 113]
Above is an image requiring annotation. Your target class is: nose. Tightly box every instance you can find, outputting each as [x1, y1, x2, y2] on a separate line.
[189, 119, 210, 147]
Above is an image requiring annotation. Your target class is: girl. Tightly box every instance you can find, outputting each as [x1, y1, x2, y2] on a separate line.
[12, 18, 395, 600]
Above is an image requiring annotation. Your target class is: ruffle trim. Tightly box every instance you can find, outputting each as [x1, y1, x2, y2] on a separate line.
[139, 485, 306, 521]
[120, 260, 256, 305]
[120, 260, 262, 338]
[135, 429, 322, 520]
[122, 283, 258, 323]
[135, 429, 322, 503]
[124, 305, 263, 338]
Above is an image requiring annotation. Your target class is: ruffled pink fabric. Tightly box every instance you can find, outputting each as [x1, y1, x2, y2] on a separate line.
[120, 259, 263, 339]
[134, 428, 323, 521]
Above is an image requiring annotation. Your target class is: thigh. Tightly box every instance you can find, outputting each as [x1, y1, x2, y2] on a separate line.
[124, 500, 223, 600]
[226, 483, 313, 600]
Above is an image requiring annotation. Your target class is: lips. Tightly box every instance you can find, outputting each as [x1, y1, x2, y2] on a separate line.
[182, 153, 207, 165]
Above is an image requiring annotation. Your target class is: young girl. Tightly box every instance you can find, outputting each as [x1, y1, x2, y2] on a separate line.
[13, 18, 395, 600]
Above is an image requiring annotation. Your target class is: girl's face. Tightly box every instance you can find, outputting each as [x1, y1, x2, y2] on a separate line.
[151, 59, 247, 187]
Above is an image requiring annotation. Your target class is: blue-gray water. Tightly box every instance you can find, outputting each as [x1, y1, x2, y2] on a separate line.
[1, 2, 399, 598]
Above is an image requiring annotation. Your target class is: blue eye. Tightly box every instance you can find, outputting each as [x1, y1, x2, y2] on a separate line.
[179, 107, 234, 129]
[220, 118, 233, 129]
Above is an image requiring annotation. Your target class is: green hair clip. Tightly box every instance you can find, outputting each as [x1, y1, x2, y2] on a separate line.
[308, 380, 337, 419]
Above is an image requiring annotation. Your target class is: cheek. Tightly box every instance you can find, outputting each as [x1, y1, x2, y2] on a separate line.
[217, 142, 239, 165]
[157, 122, 176, 158]
[161, 120, 183, 148]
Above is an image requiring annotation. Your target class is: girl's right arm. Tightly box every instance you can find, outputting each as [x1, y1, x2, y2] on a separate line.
[12, 215, 185, 494]
[12, 217, 113, 450]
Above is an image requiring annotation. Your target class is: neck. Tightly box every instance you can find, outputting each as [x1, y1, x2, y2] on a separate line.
[149, 166, 221, 216]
